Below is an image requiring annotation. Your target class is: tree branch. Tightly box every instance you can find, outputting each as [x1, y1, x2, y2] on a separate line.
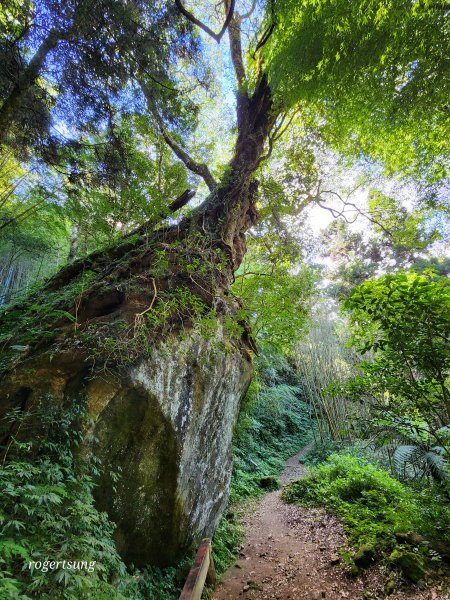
[227, 7, 247, 87]
[168, 188, 196, 211]
[0, 28, 62, 141]
[175, 0, 235, 43]
[314, 197, 360, 225]
[318, 189, 393, 235]
[240, 0, 257, 20]
[235, 271, 272, 278]
[141, 83, 217, 192]
[223, 0, 249, 133]
[254, 22, 275, 54]
[256, 109, 299, 166]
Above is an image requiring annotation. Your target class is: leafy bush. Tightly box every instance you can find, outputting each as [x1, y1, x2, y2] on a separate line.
[0, 401, 131, 599]
[0, 400, 190, 600]
[342, 272, 450, 479]
[282, 453, 449, 558]
[211, 513, 243, 575]
[132, 561, 193, 600]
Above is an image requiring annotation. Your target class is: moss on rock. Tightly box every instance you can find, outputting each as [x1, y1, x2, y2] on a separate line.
[389, 548, 426, 583]
[259, 476, 280, 491]
[354, 543, 376, 568]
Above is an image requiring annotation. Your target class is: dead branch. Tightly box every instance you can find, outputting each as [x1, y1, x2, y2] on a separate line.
[318, 189, 393, 235]
[134, 278, 158, 334]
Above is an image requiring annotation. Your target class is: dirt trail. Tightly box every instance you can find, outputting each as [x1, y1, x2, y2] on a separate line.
[212, 447, 449, 600]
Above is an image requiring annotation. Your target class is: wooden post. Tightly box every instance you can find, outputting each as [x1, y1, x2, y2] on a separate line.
[206, 545, 216, 586]
[179, 538, 216, 600]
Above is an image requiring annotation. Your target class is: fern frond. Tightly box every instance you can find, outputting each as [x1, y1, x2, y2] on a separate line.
[425, 451, 448, 481]
[393, 445, 422, 474]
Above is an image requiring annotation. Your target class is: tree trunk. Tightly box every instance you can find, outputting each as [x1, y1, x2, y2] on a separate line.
[68, 224, 78, 263]
[0, 28, 61, 142]
[191, 74, 275, 268]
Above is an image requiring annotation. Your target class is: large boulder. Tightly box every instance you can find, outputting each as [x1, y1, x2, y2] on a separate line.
[0, 324, 251, 566]
[87, 327, 252, 565]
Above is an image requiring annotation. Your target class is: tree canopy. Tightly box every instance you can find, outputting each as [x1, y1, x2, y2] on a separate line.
[1, 0, 448, 342]
[266, 0, 450, 183]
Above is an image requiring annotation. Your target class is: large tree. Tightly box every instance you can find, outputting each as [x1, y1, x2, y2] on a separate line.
[0, 0, 448, 570]
[1, 1, 448, 259]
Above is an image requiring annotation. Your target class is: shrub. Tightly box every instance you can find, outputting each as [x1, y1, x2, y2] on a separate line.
[212, 513, 243, 575]
[0, 401, 131, 599]
[303, 437, 342, 466]
[343, 272, 450, 476]
[282, 454, 435, 556]
[0, 401, 191, 599]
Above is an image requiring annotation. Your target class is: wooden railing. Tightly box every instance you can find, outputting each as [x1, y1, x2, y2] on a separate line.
[179, 538, 216, 600]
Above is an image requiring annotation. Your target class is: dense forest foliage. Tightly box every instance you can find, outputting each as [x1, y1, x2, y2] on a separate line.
[0, 0, 449, 598]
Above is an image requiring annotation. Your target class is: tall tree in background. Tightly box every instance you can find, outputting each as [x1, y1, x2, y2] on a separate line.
[320, 193, 449, 299]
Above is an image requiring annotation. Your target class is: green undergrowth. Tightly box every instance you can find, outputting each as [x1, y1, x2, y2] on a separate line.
[282, 453, 450, 578]
[0, 400, 192, 600]
[301, 436, 344, 466]
[0, 269, 97, 376]
[212, 348, 312, 575]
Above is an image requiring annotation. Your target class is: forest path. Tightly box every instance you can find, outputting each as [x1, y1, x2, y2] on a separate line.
[211, 444, 360, 600]
[212, 446, 446, 600]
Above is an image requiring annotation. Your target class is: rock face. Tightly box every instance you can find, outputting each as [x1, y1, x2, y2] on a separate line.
[88, 327, 252, 565]
[0, 322, 252, 566]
